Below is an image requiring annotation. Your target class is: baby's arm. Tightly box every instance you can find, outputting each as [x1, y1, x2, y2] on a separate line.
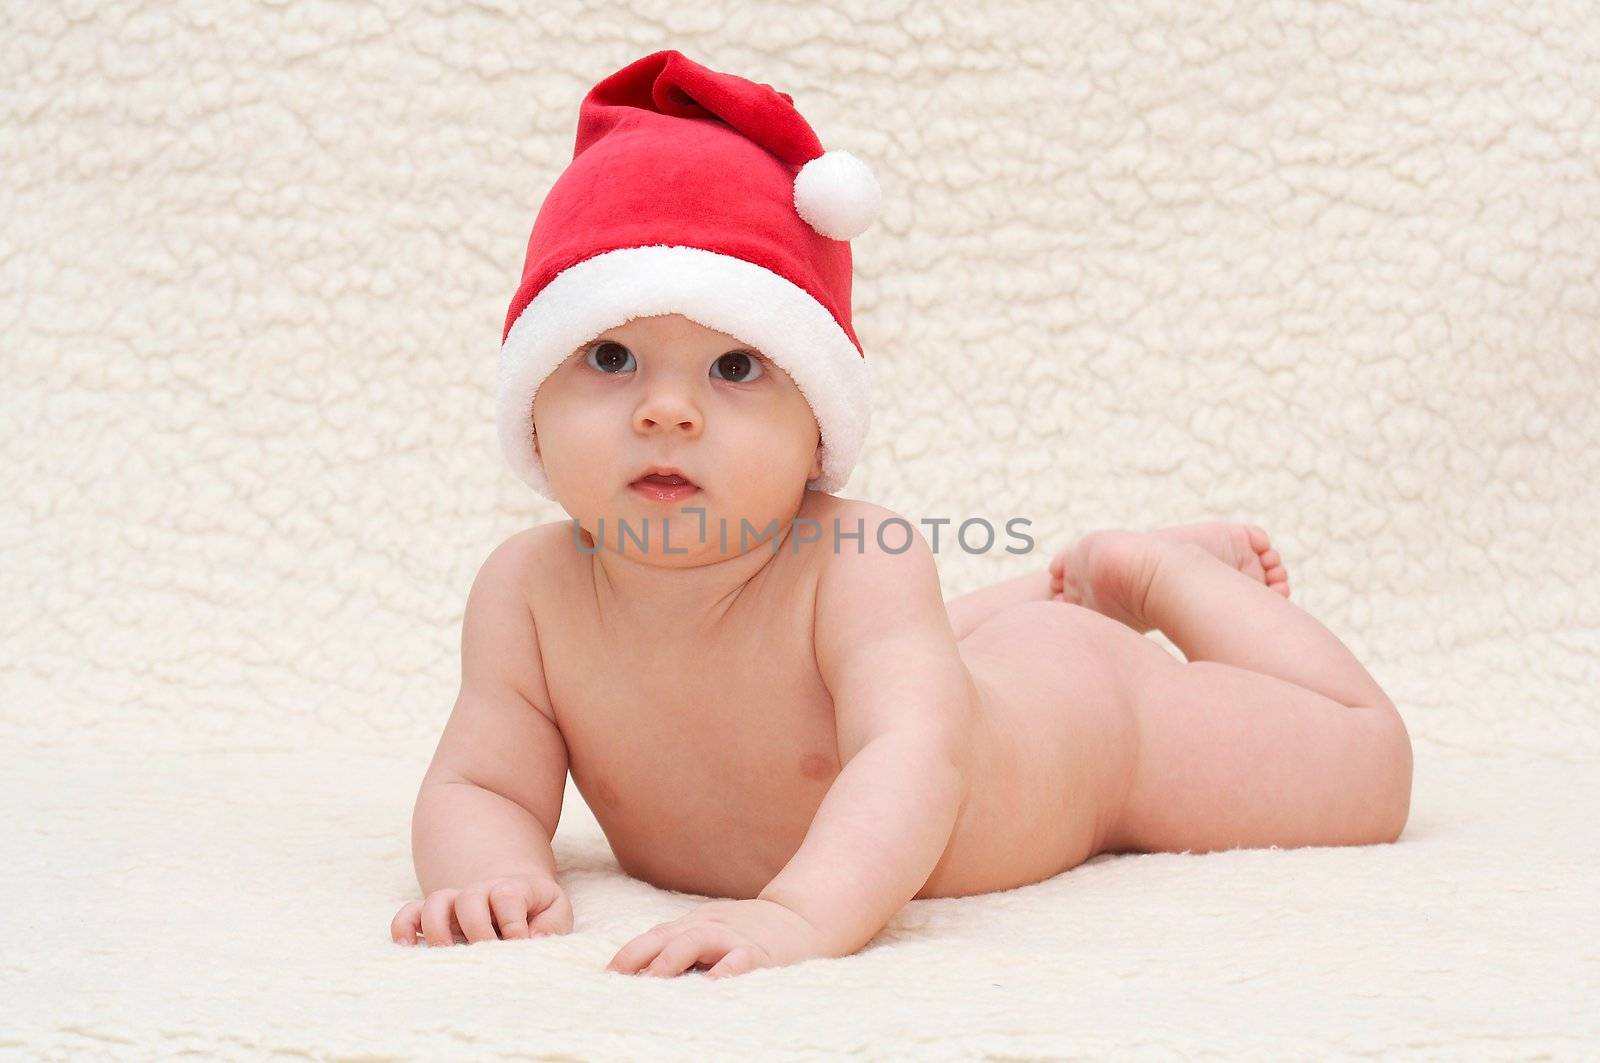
[759, 507, 976, 957]
[399, 532, 574, 944]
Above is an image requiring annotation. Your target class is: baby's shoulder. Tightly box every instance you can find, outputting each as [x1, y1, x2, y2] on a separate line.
[508, 517, 610, 556]
[804, 495, 951, 669]
[803, 495, 938, 563]
[804, 496, 943, 620]
[802, 494, 923, 546]
[475, 521, 585, 605]
[479, 521, 559, 572]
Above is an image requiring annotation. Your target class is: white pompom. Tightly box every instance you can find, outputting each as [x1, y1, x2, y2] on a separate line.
[793, 150, 882, 241]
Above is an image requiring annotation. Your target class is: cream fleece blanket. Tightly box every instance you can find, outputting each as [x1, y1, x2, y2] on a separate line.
[6, 2, 1597, 1058]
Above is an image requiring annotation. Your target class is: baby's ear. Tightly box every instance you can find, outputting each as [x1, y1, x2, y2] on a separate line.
[808, 438, 823, 482]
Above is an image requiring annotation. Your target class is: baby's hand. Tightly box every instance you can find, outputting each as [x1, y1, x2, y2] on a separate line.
[391, 874, 574, 947]
[605, 898, 831, 980]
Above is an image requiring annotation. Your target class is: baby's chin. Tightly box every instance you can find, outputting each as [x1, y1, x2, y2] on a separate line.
[572, 486, 819, 545]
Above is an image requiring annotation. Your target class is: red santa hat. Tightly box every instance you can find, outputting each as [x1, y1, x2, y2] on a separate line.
[497, 49, 881, 501]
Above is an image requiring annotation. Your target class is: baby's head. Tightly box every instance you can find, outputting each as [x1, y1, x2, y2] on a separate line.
[494, 51, 883, 541]
[529, 312, 825, 543]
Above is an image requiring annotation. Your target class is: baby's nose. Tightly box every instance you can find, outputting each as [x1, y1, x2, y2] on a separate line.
[633, 389, 702, 435]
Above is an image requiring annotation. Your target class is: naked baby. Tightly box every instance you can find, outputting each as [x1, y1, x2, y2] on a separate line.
[390, 50, 1414, 980]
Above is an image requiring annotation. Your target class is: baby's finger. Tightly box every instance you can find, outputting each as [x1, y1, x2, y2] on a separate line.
[420, 889, 461, 947]
[488, 882, 530, 940]
[454, 888, 501, 943]
[391, 901, 424, 946]
[705, 945, 760, 980]
[645, 926, 727, 978]
[607, 925, 673, 974]
[528, 882, 575, 936]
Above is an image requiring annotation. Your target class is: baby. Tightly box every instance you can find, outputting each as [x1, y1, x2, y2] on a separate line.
[389, 51, 1413, 980]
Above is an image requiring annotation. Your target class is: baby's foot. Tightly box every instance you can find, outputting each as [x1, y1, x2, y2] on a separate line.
[1146, 521, 1289, 598]
[1048, 522, 1289, 633]
[1046, 530, 1168, 633]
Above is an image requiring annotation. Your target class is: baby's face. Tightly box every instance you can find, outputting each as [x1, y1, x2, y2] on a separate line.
[531, 313, 824, 560]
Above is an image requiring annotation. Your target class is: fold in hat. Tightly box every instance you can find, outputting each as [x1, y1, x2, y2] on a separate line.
[497, 49, 881, 501]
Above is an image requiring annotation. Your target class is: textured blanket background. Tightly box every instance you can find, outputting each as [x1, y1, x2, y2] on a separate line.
[5, 0, 1597, 1058]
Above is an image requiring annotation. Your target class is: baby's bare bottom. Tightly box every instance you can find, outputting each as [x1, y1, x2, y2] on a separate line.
[953, 533, 1413, 868]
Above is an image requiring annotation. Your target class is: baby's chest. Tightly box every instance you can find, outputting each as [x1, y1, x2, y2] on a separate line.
[544, 608, 837, 800]
[554, 658, 839, 808]
[546, 649, 841, 894]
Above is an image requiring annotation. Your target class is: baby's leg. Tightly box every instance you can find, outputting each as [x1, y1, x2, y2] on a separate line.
[1072, 530, 1413, 854]
[951, 521, 1284, 642]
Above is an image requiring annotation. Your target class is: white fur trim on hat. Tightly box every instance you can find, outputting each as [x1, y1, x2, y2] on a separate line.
[497, 245, 872, 502]
[793, 150, 882, 241]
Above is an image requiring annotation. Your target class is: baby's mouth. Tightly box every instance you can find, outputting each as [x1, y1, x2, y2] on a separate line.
[628, 471, 701, 501]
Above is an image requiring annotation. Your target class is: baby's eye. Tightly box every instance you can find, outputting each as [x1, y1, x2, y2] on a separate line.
[586, 341, 635, 374]
[710, 350, 764, 383]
